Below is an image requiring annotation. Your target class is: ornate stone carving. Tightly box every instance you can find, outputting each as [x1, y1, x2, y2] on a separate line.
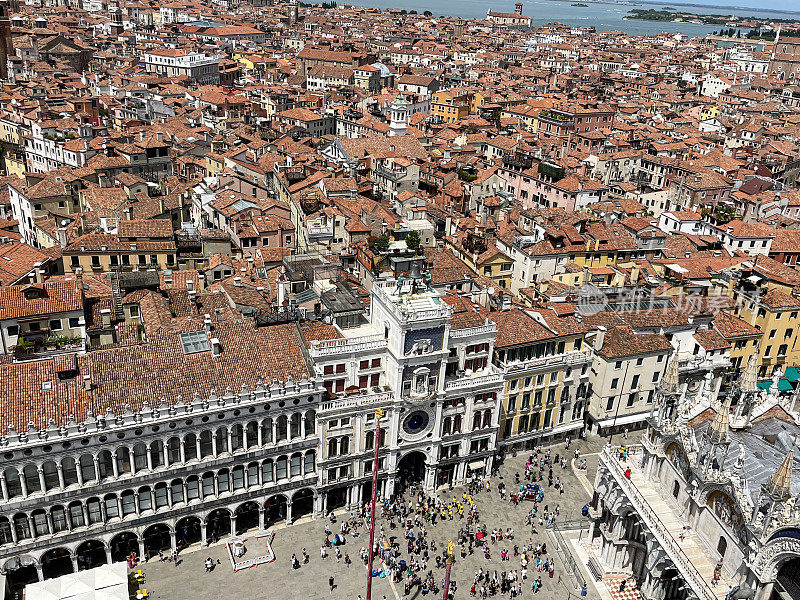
[752, 538, 800, 580]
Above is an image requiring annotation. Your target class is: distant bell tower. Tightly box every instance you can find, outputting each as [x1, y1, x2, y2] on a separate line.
[515, 2, 523, 14]
[0, 1, 12, 81]
[110, 6, 124, 36]
[288, 0, 299, 26]
[388, 96, 408, 137]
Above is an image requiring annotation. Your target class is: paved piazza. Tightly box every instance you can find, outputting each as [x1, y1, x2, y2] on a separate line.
[132, 436, 606, 600]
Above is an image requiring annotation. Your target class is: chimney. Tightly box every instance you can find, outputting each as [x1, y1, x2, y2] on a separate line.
[630, 264, 640, 285]
[100, 308, 111, 328]
[593, 325, 606, 351]
[277, 269, 287, 305]
[233, 276, 242, 287]
[197, 273, 205, 290]
[58, 227, 68, 248]
[211, 337, 221, 357]
[83, 374, 92, 392]
[204, 313, 212, 333]
[125, 206, 133, 220]
[32, 261, 42, 283]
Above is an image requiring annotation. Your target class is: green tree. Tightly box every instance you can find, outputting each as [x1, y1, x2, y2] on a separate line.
[423, 10, 432, 16]
[406, 230, 421, 252]
[375, 234, 389, 251]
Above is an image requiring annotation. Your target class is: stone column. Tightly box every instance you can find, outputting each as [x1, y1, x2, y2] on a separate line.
[243, 428, 249, 450]
[93, 456, 101, 480]
[138, 539, 146, 562]
[35, 562, 43, 581]
[258, 508, 265, 530]
[231, 514, 237, 535]
[227, 430, 233, 454]
[19, 473, 28, 497]
[105, 545, 113, 564]
[46, 511, 54, 534]
[201, 523, 207, 546]
[57, 465, 65, 489]
[180, 440, 186, 463]
[212, 435, 218, 457]
[38, 468, 46, 492]
[134, 492, 140, 515]
[0, 473, 8, 499]
[285, 500, 293, 526]
[112, 454, 119, 478]
[71, 554, 79, 572]
[146, 449, 153, 471]
[76, 462, 84, 486]
[257, 425, 263, 447]
[170, 529, 177, 552]
[195, 437, 201, 459]
[755, 582, 775, 600]
[81, 503, 89, 527]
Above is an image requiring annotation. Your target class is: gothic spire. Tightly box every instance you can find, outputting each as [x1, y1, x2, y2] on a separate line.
[661, 352, 679, 395]
[740, 354, 757, 395]
[766, 446, 794, 500]
[708, 397, 730, 445]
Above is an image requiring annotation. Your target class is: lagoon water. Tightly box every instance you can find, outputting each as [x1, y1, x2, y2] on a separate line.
[348, 0, 800, 37]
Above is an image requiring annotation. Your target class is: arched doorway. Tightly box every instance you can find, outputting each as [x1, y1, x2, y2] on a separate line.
[235, 502, 260, 535]
[41, 548, 73, 580]
[397, 451, 427, 488]
[206, 509, 231, 543]
[263, 495, 287, 527]
[292, 489, 314, 521]
[326, 487, 348, 513]
[75, 540, 106, 571]
[777, 557, 800, 600]
[110, 532, 139, 563]
[3, 556, 38, 592]
[142, 524, 171, 559]
[176, 517, 202, 549]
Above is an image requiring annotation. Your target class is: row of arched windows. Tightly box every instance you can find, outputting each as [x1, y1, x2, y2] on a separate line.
[0, 451, 316, 546]
[2, 413, 315, 500]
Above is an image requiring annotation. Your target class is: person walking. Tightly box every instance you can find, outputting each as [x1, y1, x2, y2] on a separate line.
[329, 576, 335, 594]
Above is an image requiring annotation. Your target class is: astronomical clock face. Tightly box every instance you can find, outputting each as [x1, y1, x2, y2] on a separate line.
[686, 378, 702, 394]
[403, 410, 430, 435]
[400, 409, 434, 442]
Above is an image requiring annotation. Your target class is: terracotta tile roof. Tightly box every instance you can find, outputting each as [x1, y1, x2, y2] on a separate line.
[0, 318, 312, 430]
[761, 288, 800, 310]
[595, 325, 673, 359]
[0, 280, 82, 320]
[489, 308, 555, 348]
[713, 310, 761, 339]
[693, 329, 730, 352]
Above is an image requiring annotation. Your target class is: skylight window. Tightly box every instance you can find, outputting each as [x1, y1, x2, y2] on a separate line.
[180, 331, 211, 355]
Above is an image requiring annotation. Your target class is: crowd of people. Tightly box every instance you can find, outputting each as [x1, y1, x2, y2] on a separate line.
[283, 435, 590, 599]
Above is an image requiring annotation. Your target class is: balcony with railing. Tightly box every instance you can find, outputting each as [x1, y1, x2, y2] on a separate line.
[307, 224, 334, 238]
[309, 333, 388, 358]
[598, 446, 728, 600]
[499, 349, 593, 373]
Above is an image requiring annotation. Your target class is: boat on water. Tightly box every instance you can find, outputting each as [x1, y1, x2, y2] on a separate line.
[572, 3, 588, 6]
